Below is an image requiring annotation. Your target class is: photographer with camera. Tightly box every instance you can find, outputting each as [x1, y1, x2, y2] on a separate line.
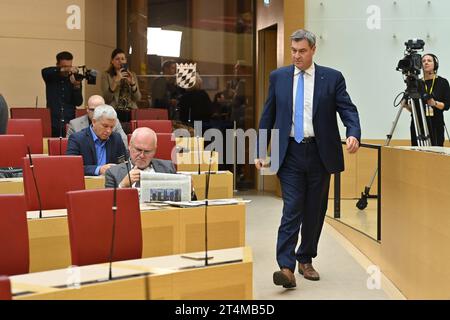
[417, 54, 450, 146]
[402, 53, 450, 146]
[101, 48, 141, 134]
[42, 51, 83, 137]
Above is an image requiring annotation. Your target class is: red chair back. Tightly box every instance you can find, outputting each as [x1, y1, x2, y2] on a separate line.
[22, 156, 85, 211]
[66, 189, 142, 266]
[131, 108, 168, 120]
[47, 138, 69, 156]
[131, 120, 172, 133]
[155, 133, 176, 161]
[10, 107, 52, 138]
[75, 109, 87, 118]
[0, 135, 27, 168]
[0, 195, 29, 276]
[7, 119, 43, 154]
[0, 276, 12, 300]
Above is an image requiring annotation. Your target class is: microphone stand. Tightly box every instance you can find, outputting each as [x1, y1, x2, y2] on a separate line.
[108, 184, 118, 280]
[196, 135, 201, 175]
[125, 159, 132, 188]
[59, 105, 64, 155]
[204, 150, 213, 266]
[27, 146, 43, 219]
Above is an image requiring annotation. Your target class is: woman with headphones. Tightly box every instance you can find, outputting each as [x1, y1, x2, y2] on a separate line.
[416, 53, 450, 146]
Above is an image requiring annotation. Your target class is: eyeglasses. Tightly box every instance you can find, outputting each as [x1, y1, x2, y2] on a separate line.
[87, 108, 96, 112]
[131, 145, 155, 156]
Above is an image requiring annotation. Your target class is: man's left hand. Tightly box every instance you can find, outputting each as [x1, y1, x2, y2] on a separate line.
[346, 136, 359, 154]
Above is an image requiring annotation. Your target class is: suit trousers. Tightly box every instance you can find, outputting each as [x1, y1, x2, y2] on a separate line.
[276, 138, 331, 272]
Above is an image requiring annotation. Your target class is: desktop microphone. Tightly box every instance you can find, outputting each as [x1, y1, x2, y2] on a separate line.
[196, 135, 201, 175]
[27, 146, 43, 219]
[108, 181, 118, 280]
[35, 96, 38, 109]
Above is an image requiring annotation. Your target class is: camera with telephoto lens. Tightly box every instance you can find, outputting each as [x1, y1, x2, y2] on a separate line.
[396, 39, 425, 76]
[72, 65, 97, 85]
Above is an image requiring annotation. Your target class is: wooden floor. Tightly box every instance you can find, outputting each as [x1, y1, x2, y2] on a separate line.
[326, 199, 378, 240]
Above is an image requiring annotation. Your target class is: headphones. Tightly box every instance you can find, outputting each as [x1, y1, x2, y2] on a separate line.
[423, 53, 439, 72]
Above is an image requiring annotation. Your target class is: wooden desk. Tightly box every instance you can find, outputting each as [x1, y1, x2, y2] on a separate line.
[176, 151, 219, 172]
[27, 203, 246, 273]
[184, 171, 233, 199]
[11, 247, 253, 300]
[327, 146, 450, 299]
[0, 172, 233, 200]
[0, 176, 105, 194]
[380, 146, 450, 299]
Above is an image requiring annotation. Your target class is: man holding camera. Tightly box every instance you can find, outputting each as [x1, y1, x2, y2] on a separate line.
[42, 51, 83, 137]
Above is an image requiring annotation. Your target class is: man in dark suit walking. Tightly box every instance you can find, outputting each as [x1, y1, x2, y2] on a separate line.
[255, 29, 361, 289]
[66, 104, 127, 176]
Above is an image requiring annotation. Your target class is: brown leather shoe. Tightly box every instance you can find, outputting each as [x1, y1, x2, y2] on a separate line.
[273, 268, 296, 288]
[298, 263, 320, 281]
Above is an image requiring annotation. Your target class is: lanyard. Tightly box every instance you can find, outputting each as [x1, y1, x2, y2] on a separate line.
[424, 75, 436, 95]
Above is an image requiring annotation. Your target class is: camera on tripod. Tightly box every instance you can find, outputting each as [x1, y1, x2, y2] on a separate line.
[72, 65, 97, 85]
[396, 39, 425, 76]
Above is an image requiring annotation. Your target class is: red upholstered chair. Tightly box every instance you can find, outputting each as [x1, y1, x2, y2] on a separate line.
[155, 133, 176, 161]
[66, 188, 142, 266]
[75, 109, 87, 118]
[0, 135, 27, 168]
[131, 120, 172, 133]
[131, 108, 169, 120]
[22, 156, 85, 211]
[47, 138, 69, 156]
[0, 276, 12, 300]
[10, 107, 52, 138]
[7, 119, 43, 154]
[0, 195, 29, 276]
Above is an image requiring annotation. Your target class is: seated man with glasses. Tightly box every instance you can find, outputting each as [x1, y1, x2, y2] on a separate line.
[66, 104, 128, 176]
[66, 95, 128, 148]
[104, 127, 176, 188]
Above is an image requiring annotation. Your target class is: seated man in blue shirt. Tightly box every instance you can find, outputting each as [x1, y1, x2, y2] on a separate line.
[66, 104, 127, 176]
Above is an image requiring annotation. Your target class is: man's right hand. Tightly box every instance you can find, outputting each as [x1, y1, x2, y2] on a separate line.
[254, 158, 270, 170]
[119, 169, 141, 188]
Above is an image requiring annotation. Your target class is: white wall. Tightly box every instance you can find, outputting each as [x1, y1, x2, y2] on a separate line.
[306, 0, 450, 139]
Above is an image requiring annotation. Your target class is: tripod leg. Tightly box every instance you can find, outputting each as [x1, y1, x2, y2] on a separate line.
[418, 99, 432, 146]
[444, 123, 450, 143]
[410, 99, 425, 146]
[356, 106, 404, 210]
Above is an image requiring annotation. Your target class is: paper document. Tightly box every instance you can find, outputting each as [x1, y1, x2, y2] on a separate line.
[164, 198, 244, 207]
[140, 172, 191, 203]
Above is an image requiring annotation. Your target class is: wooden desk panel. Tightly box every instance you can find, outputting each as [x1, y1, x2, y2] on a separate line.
[12, 247, 252, 300]
[190, 172, 233, 200]
[176, 151, 219, 172]
[27, 204, 246, 273]
[381, 147, 450, 299]
[179, 204, 246, 253]
[0, 176, 105, 194]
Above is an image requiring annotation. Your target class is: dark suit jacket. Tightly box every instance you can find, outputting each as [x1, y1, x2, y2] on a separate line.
[258, 64, 361, 174]
[66, 127, 128, 176]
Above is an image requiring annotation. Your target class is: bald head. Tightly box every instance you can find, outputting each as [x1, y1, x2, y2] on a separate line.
[86, 95, 106, 120]
[129, 127, 158, 169]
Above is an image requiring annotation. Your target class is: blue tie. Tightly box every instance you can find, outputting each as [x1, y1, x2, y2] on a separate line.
[294, 71, 304, 143]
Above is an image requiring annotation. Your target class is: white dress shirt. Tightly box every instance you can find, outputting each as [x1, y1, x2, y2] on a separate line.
[290, 63, 315, 138]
